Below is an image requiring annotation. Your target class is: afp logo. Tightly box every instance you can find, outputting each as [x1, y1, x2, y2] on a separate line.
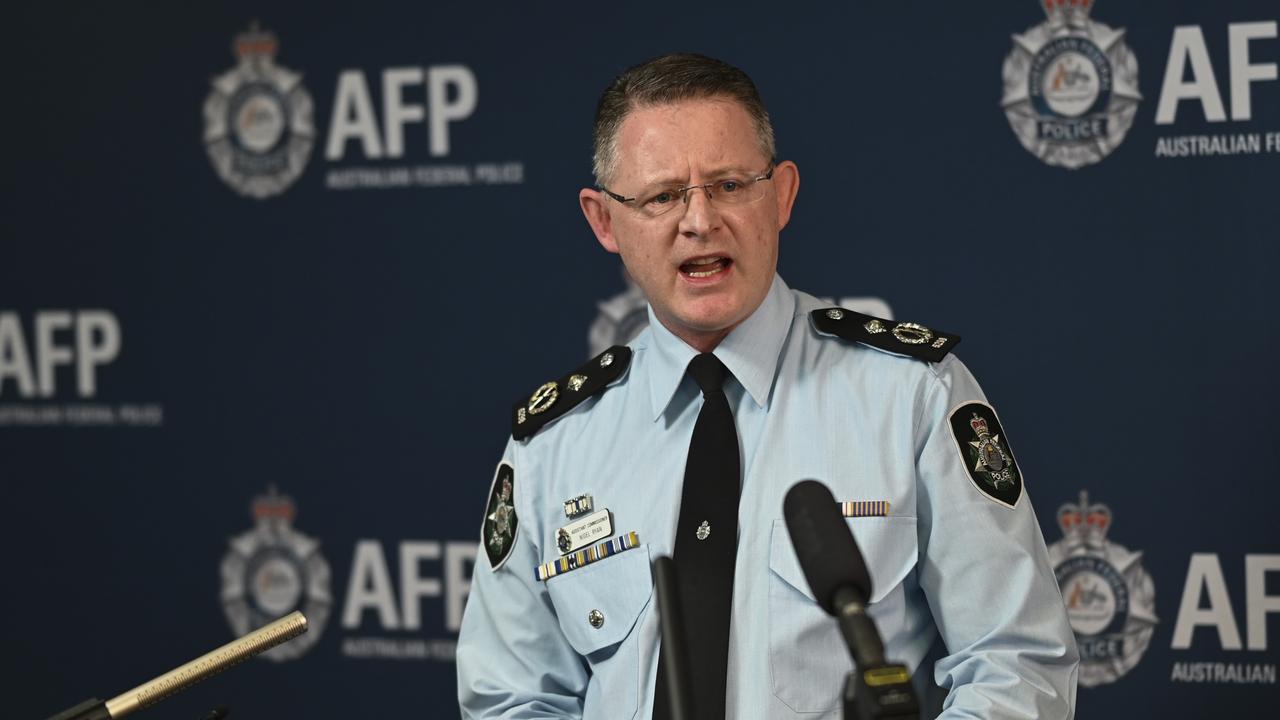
[203, 23, 315, 199]
[221, 487, 332, 661]
[1047, 491, 1158, 687]
[1001, 0, 1142, 168]
[0, 310, 119, 398]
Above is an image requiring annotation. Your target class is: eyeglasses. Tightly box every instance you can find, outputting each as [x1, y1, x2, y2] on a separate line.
[601, 165, 775, 219]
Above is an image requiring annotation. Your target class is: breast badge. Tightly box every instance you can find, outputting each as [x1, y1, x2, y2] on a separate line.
[1047, 491, 1158, 687]
[556, 494, 614, 555]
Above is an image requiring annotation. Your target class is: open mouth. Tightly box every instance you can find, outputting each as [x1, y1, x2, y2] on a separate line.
[679, 256, 733, 278]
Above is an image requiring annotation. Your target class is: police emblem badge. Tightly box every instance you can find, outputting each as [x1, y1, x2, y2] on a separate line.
[1001, 0, 1142, 169]
[483, 462, 519, 569]
[220, 486, 331, 661]
[948, 402, 1022, 508]
[1047, 491, 1157, 687]
[588, 271, 650, 358]
[203, 23, 315, 198]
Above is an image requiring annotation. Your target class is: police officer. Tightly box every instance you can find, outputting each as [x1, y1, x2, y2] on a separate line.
[457, 53, 1078, 719]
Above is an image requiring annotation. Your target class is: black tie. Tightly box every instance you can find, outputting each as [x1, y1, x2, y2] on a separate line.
[655, 353, 741, 720]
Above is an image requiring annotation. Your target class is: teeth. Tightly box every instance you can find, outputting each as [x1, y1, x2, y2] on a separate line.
[687, 264, 726, 278]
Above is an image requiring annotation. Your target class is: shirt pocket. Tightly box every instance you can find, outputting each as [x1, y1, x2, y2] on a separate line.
[767, 517, 919, 714]
[546, 544, 653, 720]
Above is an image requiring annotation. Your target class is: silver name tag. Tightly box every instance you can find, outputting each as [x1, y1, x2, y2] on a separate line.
[556, 508, 613, 555]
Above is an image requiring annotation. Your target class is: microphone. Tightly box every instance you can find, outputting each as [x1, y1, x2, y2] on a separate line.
[783, 481, 918, 720]
[46, 611, 308, 720]
[652, 556, 694, 720]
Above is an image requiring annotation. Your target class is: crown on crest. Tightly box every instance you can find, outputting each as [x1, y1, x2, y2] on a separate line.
[233, 21, 278, 61]
[1041, 0, 1093, 28]
[1039, 0, 1090, 29]
[969, 413, 990, 437]
[1057, 490, 1111, 547]
[252, 484, 296, 522]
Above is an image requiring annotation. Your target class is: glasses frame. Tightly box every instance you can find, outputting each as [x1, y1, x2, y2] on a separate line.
[601, 165, 776, 217]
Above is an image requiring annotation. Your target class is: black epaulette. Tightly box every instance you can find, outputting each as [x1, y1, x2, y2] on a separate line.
[810, 307, 960, 363]
[512, 345, 632, 441]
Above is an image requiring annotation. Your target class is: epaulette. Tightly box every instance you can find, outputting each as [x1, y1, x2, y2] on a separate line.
[512, 345, 632, 441]
[810, 307, 960, 363]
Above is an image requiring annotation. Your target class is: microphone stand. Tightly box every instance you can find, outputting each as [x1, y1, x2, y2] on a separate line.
[835, 591, 918, 720]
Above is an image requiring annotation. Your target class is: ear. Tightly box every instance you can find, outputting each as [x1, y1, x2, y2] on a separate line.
[771, 160, 800, 232]
[580, 188, 619, 254]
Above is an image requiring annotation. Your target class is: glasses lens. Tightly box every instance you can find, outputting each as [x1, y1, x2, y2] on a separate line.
[631, 170, 773, 218]
[637, 188, 683, 218]
[713, 177, 767, 205]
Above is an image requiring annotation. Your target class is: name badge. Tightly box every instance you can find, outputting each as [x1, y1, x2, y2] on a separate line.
[556, 508, 613, 555]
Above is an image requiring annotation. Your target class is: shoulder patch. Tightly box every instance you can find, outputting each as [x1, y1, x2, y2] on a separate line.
[512, 345, 632, 441]
[947, 402, 1022, 508]
[810, 307, 959, 363]
[482, 462, 518, 569]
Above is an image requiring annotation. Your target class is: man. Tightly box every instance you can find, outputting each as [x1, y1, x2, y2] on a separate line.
[457, 53, 1078, 719]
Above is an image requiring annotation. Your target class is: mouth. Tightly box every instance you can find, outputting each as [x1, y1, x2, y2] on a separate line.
[679, 255, 733, 279]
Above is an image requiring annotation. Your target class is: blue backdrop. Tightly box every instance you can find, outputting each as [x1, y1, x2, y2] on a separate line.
[4, 1, 1278, 718]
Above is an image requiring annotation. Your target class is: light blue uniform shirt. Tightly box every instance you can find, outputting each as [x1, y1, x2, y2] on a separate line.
[458, 275, 1078, 719]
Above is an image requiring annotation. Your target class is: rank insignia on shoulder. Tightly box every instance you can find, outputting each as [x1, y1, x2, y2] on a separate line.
[512, 345, 632, 441]
[482, 462, 519, 570]
[947, 402, 1022, 508]
[811, 308, 959, 363]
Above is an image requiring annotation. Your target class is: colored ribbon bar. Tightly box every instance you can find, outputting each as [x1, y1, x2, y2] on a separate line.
[840, 500, 890, 518]
[536, 531, 639, 582]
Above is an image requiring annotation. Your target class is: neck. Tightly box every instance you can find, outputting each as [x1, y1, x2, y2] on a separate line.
[666, 324, 734, 354]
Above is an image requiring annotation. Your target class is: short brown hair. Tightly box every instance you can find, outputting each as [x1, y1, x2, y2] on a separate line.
[591, 53, 776, 186]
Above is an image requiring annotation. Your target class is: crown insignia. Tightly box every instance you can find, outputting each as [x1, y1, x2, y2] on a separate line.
[233, 21, 279, 61]
[252, 485, 296, 523]
[1057, 490, 1111, 548]
[969, 413, 990, 438]
[1041, 0, 1094, 29]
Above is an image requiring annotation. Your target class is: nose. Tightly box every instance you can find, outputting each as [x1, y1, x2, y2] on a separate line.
[677, 184, 721, 238]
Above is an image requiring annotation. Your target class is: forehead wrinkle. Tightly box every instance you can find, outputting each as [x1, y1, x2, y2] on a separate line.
[615, 99, 765, 189]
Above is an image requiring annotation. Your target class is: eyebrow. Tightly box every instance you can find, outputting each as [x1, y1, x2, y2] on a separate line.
[635, 165, 756, 191]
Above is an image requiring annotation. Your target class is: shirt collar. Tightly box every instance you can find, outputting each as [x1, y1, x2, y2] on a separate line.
[644, 274, 795, 420]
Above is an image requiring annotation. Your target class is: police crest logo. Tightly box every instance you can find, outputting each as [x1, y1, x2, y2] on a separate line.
[947, 402, 1022, 508]
[203, 23, 315, 198]
[1000, 0, 1142, 169]
[220, 486, 332, 661]
[483, 462, 518, 569]
[1047, 491, 1158, 687]
[587, 273, 649, 358]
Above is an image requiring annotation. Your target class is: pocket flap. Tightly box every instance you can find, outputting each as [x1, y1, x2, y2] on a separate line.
[546, 544, 653, 656]
[769, 517, 917, 604]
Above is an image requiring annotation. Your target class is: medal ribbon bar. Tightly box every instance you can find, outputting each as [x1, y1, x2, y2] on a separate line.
[536, 531, 640, 582]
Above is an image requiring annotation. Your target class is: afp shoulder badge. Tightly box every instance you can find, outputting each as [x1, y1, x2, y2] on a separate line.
[811, 308, 959, 362]
[482, 462, 518, 569]
[948, 402, 1022, 508]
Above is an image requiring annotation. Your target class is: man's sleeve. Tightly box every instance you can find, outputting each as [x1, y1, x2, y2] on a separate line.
[914, 356, 1080, 719]
[457, 440, 588, 718]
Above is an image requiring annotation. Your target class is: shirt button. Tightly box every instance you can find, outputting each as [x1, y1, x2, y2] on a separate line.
[588, 609, 605, 629]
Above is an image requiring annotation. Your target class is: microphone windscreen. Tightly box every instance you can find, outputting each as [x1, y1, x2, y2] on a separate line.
[783, 480, 872, 615]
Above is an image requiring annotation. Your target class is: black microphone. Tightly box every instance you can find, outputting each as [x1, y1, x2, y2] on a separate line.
[784, 480, 918, 720]
[652, 556, 694, 720]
